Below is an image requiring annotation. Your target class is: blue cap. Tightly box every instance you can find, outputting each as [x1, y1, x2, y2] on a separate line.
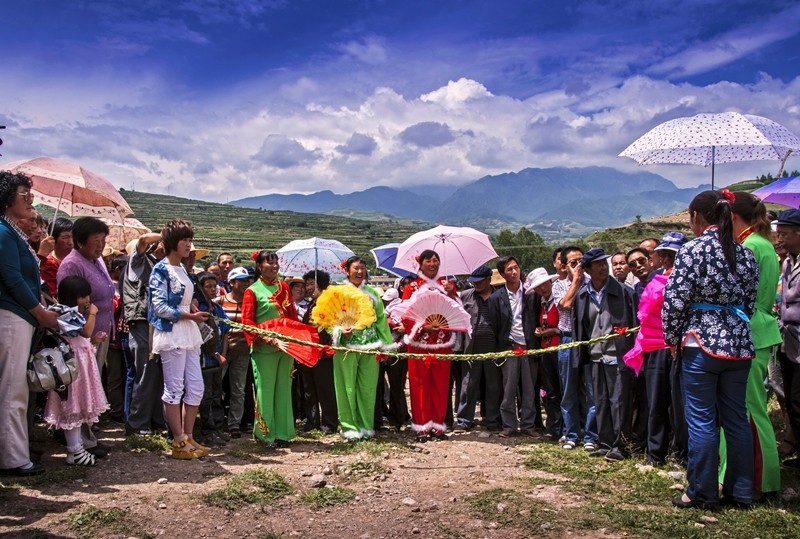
[468, 264, 493, 282]
[580, 247, 611, 268]
[776, 209, 800, 227]
[656, 231, 690, 252]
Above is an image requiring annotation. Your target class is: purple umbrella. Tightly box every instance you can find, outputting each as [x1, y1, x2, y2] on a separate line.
[751, 176, 800, 208]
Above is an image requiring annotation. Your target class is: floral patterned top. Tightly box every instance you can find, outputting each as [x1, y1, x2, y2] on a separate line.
[663, 226, 759, 360]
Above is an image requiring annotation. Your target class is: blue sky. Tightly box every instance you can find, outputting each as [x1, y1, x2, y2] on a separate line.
[3, 0, 800, 199]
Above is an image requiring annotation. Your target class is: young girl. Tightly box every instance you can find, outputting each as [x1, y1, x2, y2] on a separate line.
[44, 275, 110, 466]
[195, 271, 229, 447]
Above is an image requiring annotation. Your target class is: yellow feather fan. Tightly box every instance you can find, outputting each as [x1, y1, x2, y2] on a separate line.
[311, 285, 377, 332]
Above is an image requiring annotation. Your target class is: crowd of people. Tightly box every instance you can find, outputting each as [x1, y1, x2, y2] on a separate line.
[2, 169, 800, 510]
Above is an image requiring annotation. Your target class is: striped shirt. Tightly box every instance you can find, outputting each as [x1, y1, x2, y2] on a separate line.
[217, 293, 246, 346]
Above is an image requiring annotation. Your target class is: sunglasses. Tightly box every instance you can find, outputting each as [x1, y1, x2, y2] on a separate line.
[628, 257, 648, 268]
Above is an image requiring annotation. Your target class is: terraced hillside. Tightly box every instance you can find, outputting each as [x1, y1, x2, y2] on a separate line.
[117, 190, 431, 265]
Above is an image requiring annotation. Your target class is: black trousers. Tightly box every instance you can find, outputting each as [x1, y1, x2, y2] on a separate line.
[299, 356, 338, 431]
[591, 361, 633, 453]
[200, 366, 225, 435]
[374, 358, 410, 429]
[779, 351, 800, 453]
[643, 349, 672, 462]
[456, 357, 502, 428]
[539, 351, 562, 437]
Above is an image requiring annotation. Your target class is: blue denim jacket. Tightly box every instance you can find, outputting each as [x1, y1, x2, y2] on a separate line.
[147, 259, 188, 332]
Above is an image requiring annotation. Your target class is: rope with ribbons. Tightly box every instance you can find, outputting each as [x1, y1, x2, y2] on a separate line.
[215, 316, 639, 363]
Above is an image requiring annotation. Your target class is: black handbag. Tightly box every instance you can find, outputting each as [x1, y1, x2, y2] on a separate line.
[27, 328, 78, 395]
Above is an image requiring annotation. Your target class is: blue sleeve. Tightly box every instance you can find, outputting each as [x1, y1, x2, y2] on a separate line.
[148, 268, 181, 322]
[0, 229, 40, 310]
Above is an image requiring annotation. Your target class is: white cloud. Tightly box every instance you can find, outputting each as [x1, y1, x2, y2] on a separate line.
[3, 72, 800, 202]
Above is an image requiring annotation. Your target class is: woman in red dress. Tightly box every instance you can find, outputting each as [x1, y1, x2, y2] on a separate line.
[402, 249, 459, 442]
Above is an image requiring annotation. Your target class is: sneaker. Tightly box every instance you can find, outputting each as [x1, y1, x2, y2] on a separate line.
[66, 448, 96, 466]
[562, 440, 576, 450]
[583, 441, 598, 452]
[558, 436, 567, 444]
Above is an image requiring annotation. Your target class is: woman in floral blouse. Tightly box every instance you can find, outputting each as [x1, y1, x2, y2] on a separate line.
[663, 189, 759, 509]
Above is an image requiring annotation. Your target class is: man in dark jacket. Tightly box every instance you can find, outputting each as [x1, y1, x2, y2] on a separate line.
[455, 265, 502, 431]
[123, 232, 165, 436]
[488, 256, 540, 437]
[572, 248, 636, 461]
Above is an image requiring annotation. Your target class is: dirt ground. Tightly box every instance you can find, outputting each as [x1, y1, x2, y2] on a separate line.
[0, 421, 623, 539]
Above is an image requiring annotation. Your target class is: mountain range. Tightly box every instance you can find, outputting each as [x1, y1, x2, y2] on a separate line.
[231, 166, 704, 236]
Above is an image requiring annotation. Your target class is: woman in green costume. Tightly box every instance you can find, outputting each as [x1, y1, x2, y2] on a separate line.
[719, 192, 782, 499]
[241, 250, 297, 446]
[332, 256, 393, 440]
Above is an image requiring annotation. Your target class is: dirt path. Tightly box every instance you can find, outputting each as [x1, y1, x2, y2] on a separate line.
[0, 423, 618, 539]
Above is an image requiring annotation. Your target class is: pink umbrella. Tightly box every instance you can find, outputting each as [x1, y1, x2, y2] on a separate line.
[2, 156, 132, 222]
[395, 225, 498, 276]
[99, 217, 152, 251]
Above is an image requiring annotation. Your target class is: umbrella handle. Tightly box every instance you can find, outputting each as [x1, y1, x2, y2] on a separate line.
[48, 182, 67, 236]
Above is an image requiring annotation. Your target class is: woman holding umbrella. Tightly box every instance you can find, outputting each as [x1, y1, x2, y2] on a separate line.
[241, 250, 297, 446]
[402, 249, 459, 442]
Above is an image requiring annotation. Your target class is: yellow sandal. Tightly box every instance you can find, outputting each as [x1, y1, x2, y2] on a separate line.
[186, 436, 211, 457]
[171, 438, 202, 460]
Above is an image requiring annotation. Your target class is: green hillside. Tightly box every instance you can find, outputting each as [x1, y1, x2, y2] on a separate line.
[110, 190, 429, 266]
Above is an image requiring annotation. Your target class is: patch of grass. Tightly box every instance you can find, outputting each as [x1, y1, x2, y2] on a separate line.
[466, 488, 566, 531]
[300, 486, 356, 508]
[295, 429, 324, 440]
[119, 434, 170, 452]
[68, 506, 150, 538]
[343, 460, 386, 479]
[201, 468, 292, 510]
[434, 521, 467, 539]
[518, 443, 800, 538]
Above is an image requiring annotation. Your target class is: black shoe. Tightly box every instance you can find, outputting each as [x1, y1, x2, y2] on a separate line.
[783, 457, 800, 469]
[720, 496, 753, 509]
[672, 495, 719, 510]
[0, 462, 45, 477]
[320, 425, 335, 435]
[429, 431, 448, 441]
[86, 446, 108, 459]
[109, 413, 125, 424]
[589, 448, 609, 457]
[415, 435, 428, 443]
[228, 427, 242, 439]
[274, 439, 290, 448]
[604, 448, 627, 461]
